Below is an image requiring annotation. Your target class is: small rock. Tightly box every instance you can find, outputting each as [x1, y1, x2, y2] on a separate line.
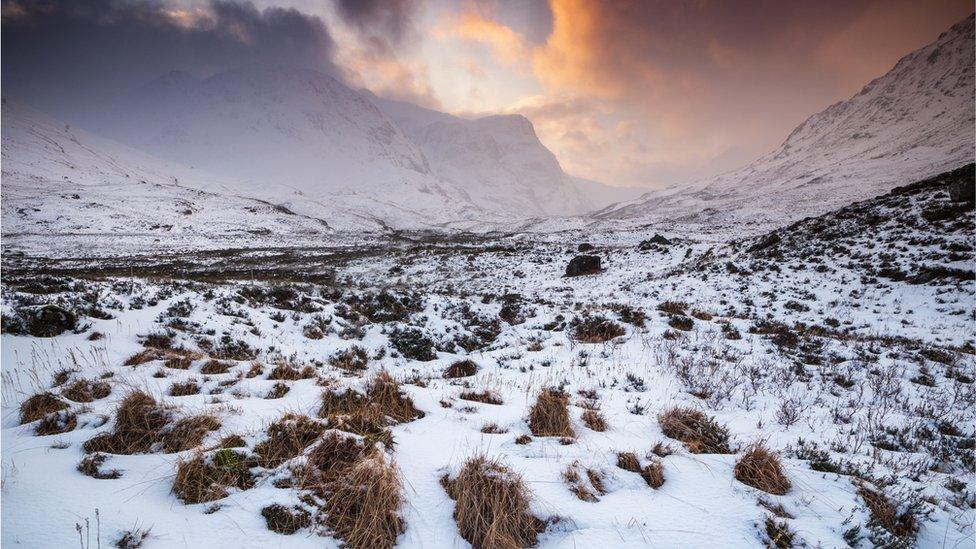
[638, 234, 671, 250]
[578, 243, 595, 252]
[565, 255, 601, 277]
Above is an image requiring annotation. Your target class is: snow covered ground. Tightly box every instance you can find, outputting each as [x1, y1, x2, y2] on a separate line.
[2, 166, 973, 548]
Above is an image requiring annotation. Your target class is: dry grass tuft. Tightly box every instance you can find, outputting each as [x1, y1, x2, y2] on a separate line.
[641, 459, 665, 489]
[570, 315, 626, 344]
[581, 409, 607, 431]
[77, 453, 122, 479]
[459, 390, 503, 405]
[261, 504, 311, 535]
[172, 449, 253, 504]
[266, 382, 289, 399]
[329, 346, 369, 372]
[124, 349, 165, 366]
[319, 389, 370, 417]
[200, 359, 232, 375]
[528, 388, 574, 437]
[303, 431, 374, 485]
[442, 456, 544, 549]
[161, 415, 221, 453]
[254, 414, 325, 467]
[35, 410, 77, 435]
[81, 390, 216, 454]
[657, 300, 688, 315]
[19, 392, 68, 424]
[733, 444, 791, 495]
[62, 379, 112, 403]
[83, 391, 170, 454]
[857, 483, 919, 540]
[169, 380, 200, 397]
[367, 371, 423, 423]
[514, 434, 532, 445]
[443, 359, 478, 378]
[322, 455, 405, 549]
[563, 461, 606, 502]
[658, 406, 732, 454]
[764, 516, 796, 548]
[268, 361, 317, 381]
[617, 452, 664, 488]
[164, 356, 192, 369]
[481, 422, 507, 434]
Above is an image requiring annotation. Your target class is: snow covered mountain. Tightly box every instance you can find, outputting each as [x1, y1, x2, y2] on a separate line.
[373, 97, 630, 215]
[0, 99, 358, 256]
[81, 64, 602, 223]
[596, 14, 975, 234]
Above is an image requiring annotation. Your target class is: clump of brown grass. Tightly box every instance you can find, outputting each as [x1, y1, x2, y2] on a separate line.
[442, 456, 544, 549]
[77, 453, 122, 479]
[649, 441, 674, 457]
[657, 407, 732, 454]
[528, 389, 574, 437]
[266, 382, 290, 399]
[857, 483, 919, 540]
[81, 390, 217, 454]
[443, 359, 478, 378]
[62, 379, 112, 402]
[329, 346, 369, 372]
[161, 415, 221, 453]
[169, 380, 200, 397]
[581, 409, 607, 431]
[733, 444, 790, 495]
[253, 414, 325, 467]
[641, 459, 665, 489]
[323, 455, 405, 549]
[124, 349, 165, 366]
[514, 435, 531, 445]
[200, 360, 232, 375]
[657, 301, 687, 315]
[268, 361, 317, 381]
[616, 451, 641, 472]
[83, 391, 171, 454]
[764, 516, 795, 548]
[19, 392, 69, 424]
[319, 389, 370, 417]
[303, 431, 374, 486]
[616, 452, 664, 488]
[459, 390, 503, 405]
[481, 422, 507, 434]
[219, 434, 246, 448]
[569, 315, 626, 344]
[172, 449, 253, 504]
[563, 462, 606, 502]
[366, 371, 423, 423]
[35, 410, 77, 435]
[261, 504, 311, 535]
[164, 356, 191, 369]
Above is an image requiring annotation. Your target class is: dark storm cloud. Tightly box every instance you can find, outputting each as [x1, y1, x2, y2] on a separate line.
[1, 0, 338, 118]
[335, 0, 417, 54]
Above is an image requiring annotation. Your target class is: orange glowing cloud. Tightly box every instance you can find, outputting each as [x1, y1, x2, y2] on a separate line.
[453, 11, 530, 68]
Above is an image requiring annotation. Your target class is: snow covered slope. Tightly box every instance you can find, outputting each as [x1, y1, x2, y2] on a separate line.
[597, 14, 975, 234]
[374, 97, 614, 216]
[0, 100, 354, 254]
[82, 64, 603, 223]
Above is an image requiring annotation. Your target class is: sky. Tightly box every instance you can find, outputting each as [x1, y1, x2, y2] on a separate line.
[2, 0, 973, 188]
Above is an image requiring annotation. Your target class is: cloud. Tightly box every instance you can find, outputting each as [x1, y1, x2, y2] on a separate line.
[525, 0, 973, 186]
[1, 0, 338, 119]
[453, 11, 530, 67]
[334, 0, 418, 55]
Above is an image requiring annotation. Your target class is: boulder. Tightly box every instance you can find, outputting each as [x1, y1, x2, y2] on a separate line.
[565, 255, 601, 277]
[638, 234, 671, 250]
[948, 178, 975, 205]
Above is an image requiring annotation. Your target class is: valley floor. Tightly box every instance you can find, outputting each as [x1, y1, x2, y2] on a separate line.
[1, 169, 974, 548]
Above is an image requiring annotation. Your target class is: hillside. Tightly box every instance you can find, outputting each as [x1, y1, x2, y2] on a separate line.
[596, 14, 975, 235]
